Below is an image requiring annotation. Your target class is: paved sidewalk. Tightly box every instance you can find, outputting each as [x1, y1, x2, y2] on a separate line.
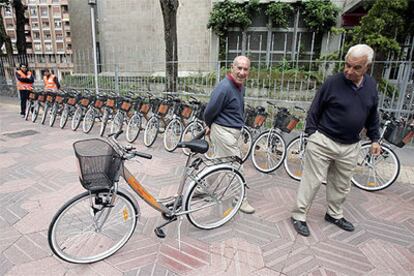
[1, 98, 414, 276]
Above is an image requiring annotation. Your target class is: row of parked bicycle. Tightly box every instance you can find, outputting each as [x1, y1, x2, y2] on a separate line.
[23, 88, 414, 192]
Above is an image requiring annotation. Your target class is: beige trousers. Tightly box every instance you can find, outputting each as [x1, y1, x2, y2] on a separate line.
[210, 123, 241, 159]
[292, 131, 360, 221]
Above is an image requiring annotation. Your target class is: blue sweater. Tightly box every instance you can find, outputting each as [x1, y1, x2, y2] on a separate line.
[204, 76, 245, 129]
[306, 73, 380, 144]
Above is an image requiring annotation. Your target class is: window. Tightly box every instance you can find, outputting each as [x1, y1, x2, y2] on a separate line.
[45, 43, 53, 52]
[55, 31, 63, 40]
[4, 7, 12, 16]
[32, 31, 41, 39]
[31, 22, 40, 29]
[56, 42, 64, 51]
[42, 20, 50, 28]
[52, 6, 60, 16]
[44, 31, 51, 40]
[54, 18, 62, 28]
[40, 6, 48, 17]
[5, 19, 14, 29]
[34, 43, 42, 51]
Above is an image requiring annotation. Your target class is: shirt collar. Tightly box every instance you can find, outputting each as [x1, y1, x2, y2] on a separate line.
[343, 73, 365, 91]
[227, 74, 243, 90]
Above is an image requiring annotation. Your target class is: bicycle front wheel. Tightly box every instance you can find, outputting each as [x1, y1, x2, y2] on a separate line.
[40, 102, 49, 125]
[99, 109, 109, 137]
[111, 112, 124, 134]
[185, 167, 245, 230]
[82, 108, 95, 133]
[48, 190, 138, 264]
[60, 105, 69, 129]
[351, 143, 400, 191]
[163, 119, 183, 152]
[71, 107, 82, 131]
[252, 130, 286, 173]
[284, 136, 307, 181]
[49, 103, 59, 127]
[126, 114, 142, 143]
[143, 117, 159, 147]
[31, 101, 40, 122]
[24, 100, 32, 121]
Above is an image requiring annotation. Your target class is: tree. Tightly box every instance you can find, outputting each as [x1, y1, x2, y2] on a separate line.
[12, 0, 26, 55]
[159, 0, 179, 93]
[0, 0, 13, 56]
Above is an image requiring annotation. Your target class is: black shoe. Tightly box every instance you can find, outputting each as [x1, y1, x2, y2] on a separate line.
[324, 213, 354, 232]
[291, 217, 310, 237]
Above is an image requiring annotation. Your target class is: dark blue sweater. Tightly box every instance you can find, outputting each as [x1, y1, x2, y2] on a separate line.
[204, 76, 245, 129]
[306, 73, 380, 144]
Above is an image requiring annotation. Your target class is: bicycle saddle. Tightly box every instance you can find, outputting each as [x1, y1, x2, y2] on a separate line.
[177, 139, 209, 154]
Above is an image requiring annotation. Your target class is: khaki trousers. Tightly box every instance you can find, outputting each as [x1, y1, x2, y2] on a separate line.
[292, 131, 360, 221]
[210, 123, 241, 159]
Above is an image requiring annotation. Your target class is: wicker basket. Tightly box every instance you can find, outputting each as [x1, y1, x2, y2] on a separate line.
[273, 110, 299, 133]
[140, 103, 150, 115]
[29, 91, 38, 100]
[181, 105, 192, 119]
[79, 98, 90, 107]
[67, 97, 77, 106]
[106, 98, 116, 108]
[120, 101, 132, 112]
[94, 99, 104, 109]
[158, 102, 170, 116]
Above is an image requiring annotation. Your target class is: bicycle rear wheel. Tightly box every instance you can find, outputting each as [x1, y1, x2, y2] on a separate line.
[182, 121, 204, 156]
[251, 130, 286, 173]
[48, 190, 138, 264]
[351, 143, 400, 191]
[126, 114, 142, 143]
[163, 119, 183, 152]
[143, 117, 159, 147]
[239, 127, 252, 162]
[284, 136, 307, 181]
[185, 167, 245, 230]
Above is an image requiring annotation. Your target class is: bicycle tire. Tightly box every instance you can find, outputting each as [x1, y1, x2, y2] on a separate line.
[100, 109, 109, 137]
[60, 105, 69, 129]
[48, 190, 138, 264]
[111, 111, 123, 134]
[40, 102, 49, 125]
[251, 130, 286, 173]
[31, 101, 40, 122]
[24, 100, 32, 121]
[284, 136, 307, 181]
[126, 114, 142, 143]
[163, 118, 183, 152]
[49, 103, 59, 127]
[143, 116, 159, 147]
[239, 126, 252, 163]
[185, 166, 245, 230]
[82, 108, 95, 134]
[351, 143, 400, 191]
[71, 107, 82, 131]
[182, 121, 204, 156]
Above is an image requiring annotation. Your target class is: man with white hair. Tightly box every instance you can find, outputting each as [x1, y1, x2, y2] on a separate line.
[291, 44, 381, 236]
[204, 55, 255, 214]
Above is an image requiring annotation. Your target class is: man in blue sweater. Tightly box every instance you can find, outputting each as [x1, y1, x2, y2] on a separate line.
[291, 44, 381, 236]
[204, 55, 254, 214]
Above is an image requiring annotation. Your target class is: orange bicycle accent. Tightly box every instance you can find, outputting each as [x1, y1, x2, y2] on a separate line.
[125, 173, 162, 211]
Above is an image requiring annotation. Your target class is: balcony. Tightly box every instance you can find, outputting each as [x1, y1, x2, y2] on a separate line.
[62, 13, 70, 21]
[65, 37, 71, 43]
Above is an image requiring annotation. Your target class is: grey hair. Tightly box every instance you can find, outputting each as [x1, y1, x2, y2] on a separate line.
[345, 44, 374, 64]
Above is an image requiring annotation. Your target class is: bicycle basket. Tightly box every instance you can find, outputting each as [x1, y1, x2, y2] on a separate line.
[140, 102, 150, 114]
[29, 91, 38, 100]
[244, 107, 256, 128]
[67, 97, 77, 106]
[73, 138, 122, 190]
[120, 100, 132, 112]
[384, 123, 414, 148]
[79, 97, 90, 107]
[195, 103, 206, 120]
[55, 94, 64, 104]
[94, 99, 104, 109]
[158, 102, 170, 116]
[254, 114, 267, 128]
[273, 110, 299, 133]
[106, 98, 116, 108]
[181, 104, 192, 119]
[37, 93, 46, 103]
[46, 93, 55, 103]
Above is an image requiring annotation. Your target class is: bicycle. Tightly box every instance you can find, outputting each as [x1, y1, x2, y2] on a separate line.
[82, 93, 108, 134]
[143, 95, 171, 147]
[24, 89, 40, 121]
[110, 94, 135, 135]
[163, 97, 191, 152]
[125, 94, 152, 143]
[59, 90, 81, 129]
[251, 102, 298, 173]
[31, 90, 47, 123]
[99, 92, 118, 137]
[48, 130, 245, 264]
[49, 90, 66, 127]
[71, 91, 95, 131]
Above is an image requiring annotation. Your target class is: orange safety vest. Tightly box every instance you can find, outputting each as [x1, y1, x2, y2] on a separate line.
[16, 70, 33, 91]
[43, 74, 58, 91]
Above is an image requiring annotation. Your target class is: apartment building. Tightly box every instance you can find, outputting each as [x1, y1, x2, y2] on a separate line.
[1, 0, 73, 79]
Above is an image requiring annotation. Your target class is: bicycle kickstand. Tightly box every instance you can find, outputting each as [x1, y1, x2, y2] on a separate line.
[177, 216, 183, 251]
[154, 216, 177, 238]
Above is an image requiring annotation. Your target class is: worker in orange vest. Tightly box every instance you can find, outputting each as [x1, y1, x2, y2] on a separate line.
[43, 69, 60, 92]
[15, 63, 34, 117]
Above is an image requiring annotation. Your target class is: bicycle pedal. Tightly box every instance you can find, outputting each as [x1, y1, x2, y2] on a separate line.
[154, 227, 166, 238]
